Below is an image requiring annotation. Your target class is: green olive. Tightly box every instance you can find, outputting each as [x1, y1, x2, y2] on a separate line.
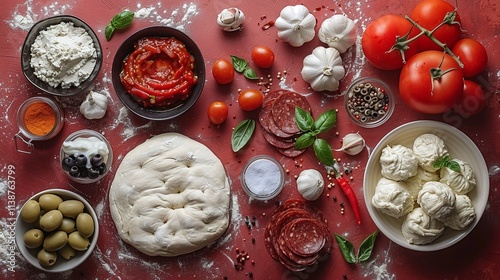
[39, 194, 63, 211]
[39, 210, 63, 232]
[76, 213, 94, 238]
[23, 229, 44, 249]
[58, 244, 76, 260]
[58, 217, 76, 233]
[20, 200, 40, 223]
[37, 249, 57, 266]
[58, 200, 84, 218]
[68, 231, 90, 251]
[43, 231, 68, 251]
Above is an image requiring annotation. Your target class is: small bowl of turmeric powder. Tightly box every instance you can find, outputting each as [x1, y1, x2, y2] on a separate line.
[15, 96, 65, 153]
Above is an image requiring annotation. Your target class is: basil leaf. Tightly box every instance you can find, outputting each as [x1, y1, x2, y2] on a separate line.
[433, 155, 461, 173]
[243, 68, 259, 80]
[104, 24, 116, 41]
[230, 55, 248, 73]
[111, 11, 135, 29]
[314, 109, 336, 134]
[231, 119, 255, 152]
[294, 132, 315, 150]
[295, 107, 314, 132]
[358, 230, 379, 262]
[313, 138, 334, 166]
[335, 234, 357, 264]
[447, 160, 461, 173]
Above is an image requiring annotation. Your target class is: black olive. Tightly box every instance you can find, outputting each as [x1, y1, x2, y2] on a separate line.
[69, 166, 80, 177]
[62, 157, 76, 171]
[75, 154, 88, 167]
[97, 163, 107, 175]
[87, 168, 100, 179]
[78, 167, 88, 178]
[90, 154, 103, 167]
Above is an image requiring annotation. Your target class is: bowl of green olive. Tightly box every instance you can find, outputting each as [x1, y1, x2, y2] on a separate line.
[15, 189, 98, 272]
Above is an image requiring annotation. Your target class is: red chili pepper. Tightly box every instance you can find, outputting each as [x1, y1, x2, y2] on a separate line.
[336, 175, 362, 225]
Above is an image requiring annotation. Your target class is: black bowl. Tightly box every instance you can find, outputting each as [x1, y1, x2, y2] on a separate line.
[21, 15, 102, 96]
[111, 26, 205, 120]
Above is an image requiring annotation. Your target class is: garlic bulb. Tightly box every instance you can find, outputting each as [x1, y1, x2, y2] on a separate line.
[275, 5, 316, 47]
[80, 91, 108, 120]
[318, 15, 357, 53]
[296, 169, 324, 201]
[217, 8, 245, 31]
[301, 46, 345, 91]
[335, 132, 365, 155]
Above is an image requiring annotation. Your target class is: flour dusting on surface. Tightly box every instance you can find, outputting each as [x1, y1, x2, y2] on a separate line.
[6, 0, 72, 31]
[134, 2, 199, 31]
[363, 243, 396, 280]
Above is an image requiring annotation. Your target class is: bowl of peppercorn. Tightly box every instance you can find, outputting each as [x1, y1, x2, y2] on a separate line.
[59, 129, 112, 184]
[344, 77, 394, 128]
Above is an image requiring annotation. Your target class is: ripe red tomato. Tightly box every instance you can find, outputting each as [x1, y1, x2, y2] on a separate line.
[410, 0, 462, 51]
[452, 38, 488, 78]
[454, 80, 486, 117]
[207, 101, 229, 124]
[399, 50, 464, 114]
[251, 46, 275, 68]
[238, 89, 263, 111]
[362, 15, 419, 70]
[212, 59, 234, 84]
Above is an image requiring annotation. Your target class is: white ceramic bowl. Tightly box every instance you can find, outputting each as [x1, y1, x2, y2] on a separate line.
[363, 120, 488, 251]
[16, 189, 99, 272]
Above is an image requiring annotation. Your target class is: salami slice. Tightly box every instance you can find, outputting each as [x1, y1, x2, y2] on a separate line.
[262, 129, 295, 149]
[259, 97, 295, 139]
[271, 91, 311, 134]
[264, 199, 332, 271]
[277, 146, 306, 158]
[284, 218, 326, 257]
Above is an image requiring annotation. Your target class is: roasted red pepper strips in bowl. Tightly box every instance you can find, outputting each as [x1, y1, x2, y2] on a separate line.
[112, 26, 205, 120]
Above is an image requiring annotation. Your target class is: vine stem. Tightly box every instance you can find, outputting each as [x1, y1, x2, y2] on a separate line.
[403, 15, 464, 68]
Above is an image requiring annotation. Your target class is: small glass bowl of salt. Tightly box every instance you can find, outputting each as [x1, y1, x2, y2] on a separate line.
[241, 155, 285, 200]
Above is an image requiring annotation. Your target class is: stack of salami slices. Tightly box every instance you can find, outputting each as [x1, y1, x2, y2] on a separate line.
[264, 199, 332, 271]
[259, 90, 311, 157]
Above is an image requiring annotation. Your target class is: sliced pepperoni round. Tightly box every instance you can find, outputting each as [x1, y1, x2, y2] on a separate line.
[271, 91, 311, 134]
[277, 146, 306, 158]
[262, 129, 295, 149]
[284, 218, 326, 257]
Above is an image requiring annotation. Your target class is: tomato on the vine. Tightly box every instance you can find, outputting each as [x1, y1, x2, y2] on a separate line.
[251, 46, 275, 68]
[207, 101, 229, 124]
[238, 89, 263, 111]
[361, 15, 419, 70]
[399, 50, 464, 114]
[212, 59, 234, 84]
[454, 80, 486, 117]
[452, 38, 488, 78]
[410, 0, 462, 51]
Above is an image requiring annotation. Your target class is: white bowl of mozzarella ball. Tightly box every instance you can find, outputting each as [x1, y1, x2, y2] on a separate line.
[363, 120, 488, 251]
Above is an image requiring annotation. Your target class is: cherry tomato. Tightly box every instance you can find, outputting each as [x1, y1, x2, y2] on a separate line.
[362, 15, 419, 70]
[399, 50, 464, 114]
[454, 80, 486, 117]
[452, 38, 488, 78]
[410, 0, 462, 51]
[212, 59, 234, 84]
[238, 89, 263, 111]
[251, 46, 275, 68]
[207, 101, 229, 124]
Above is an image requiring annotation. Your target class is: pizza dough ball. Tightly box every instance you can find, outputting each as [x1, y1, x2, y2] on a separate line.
[402, 207, 444, 245]
[404, 167, 440, 201]
[380, 144, 418, 181]
[372, 177, 414, 218]
[417, 181, 456, 222]
[440, 158, 476, 195]
[413, 134, 449, 172]
[444, 194, 476, 230]
[109, 133, 231, 257]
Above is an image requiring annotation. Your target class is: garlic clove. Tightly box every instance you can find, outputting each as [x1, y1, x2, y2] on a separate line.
[335, 132, 365, 155]
[217, 8, 245, 32]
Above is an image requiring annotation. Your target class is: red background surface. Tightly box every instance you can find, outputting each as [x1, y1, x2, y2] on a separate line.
[1, 0, 499, 279]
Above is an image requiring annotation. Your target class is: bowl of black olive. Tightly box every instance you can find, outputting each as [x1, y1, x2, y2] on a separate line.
[59, 129, 112, 184]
